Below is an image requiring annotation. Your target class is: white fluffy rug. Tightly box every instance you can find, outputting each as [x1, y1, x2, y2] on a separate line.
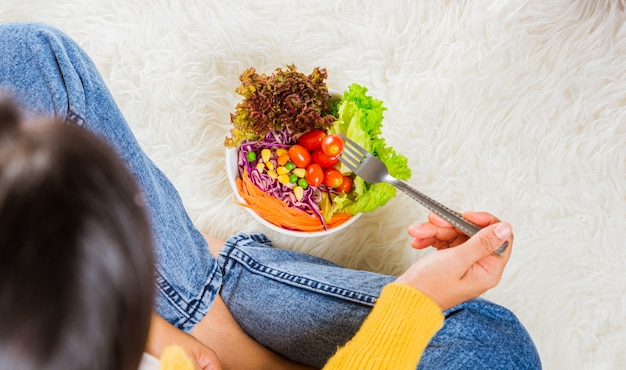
[2, 1, 625, 368]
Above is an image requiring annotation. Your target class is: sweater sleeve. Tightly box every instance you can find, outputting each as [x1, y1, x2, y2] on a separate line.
[322, 283, 444, 370]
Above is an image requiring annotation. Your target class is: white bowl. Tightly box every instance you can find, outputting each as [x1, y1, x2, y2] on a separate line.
[225, 147, 361, 237]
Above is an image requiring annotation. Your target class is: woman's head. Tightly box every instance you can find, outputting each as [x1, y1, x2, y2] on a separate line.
[0, 99, 155, 370]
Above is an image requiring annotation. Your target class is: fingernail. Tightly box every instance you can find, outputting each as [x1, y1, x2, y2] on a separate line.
[494, 223, 511, 240]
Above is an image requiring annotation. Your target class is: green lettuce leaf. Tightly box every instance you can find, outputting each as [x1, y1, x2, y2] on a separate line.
[329, 83, 411, 215]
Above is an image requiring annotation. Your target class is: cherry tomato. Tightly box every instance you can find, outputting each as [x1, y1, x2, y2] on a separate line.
[297, 130, 326, 151]
[323, 167, 344, 188]
[335, 175, 353, 193]
[321, 134, 344, 156]
[305, 163, 324, 187]
[288, 144, 312, 168]
[311, 148, 339, 167]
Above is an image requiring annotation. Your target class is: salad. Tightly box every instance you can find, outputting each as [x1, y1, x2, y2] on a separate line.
[225, 64, 411, 232]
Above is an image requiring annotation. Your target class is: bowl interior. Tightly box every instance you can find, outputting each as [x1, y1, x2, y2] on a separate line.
[225, 147, 360, 238]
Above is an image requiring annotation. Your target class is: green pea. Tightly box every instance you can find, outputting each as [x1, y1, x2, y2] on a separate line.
[297, 178, 309, 189]
[289, 174, 298, 183]
[285, 161, 295, 171]
[246, 151, 257, 162]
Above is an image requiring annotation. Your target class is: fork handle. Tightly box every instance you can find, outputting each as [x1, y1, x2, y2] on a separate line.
[390, 179, 508, 256]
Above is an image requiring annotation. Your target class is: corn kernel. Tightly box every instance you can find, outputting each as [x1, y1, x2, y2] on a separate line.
[267, 170, 278, 179]
[277, 166, 290, 175]
[292, 168, 306, 178]
[261, 149, 271, 163]
[276, 148, 288, 157]
[278, 174, 291, 185]
[256, 162, 265, 173]
[293, 186, 304, 201]
[265, 161, 275, 171]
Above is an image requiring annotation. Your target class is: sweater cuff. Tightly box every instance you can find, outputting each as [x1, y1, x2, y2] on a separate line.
[323, 283, 444, 370]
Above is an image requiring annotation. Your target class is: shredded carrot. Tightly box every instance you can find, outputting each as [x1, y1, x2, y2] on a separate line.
[236, 170, 352, 232]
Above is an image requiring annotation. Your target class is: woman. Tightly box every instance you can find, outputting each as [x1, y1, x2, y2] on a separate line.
[0, 22, 541, 369]
[0, 97, 521, 370]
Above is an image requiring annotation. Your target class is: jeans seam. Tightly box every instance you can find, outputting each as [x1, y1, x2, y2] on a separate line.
[155, 272, 191, 318]
[155, 265, 223, 331]
[222, 235, 378, 306]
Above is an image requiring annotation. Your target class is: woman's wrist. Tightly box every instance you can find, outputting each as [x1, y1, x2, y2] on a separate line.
[146, 313, 172, 357]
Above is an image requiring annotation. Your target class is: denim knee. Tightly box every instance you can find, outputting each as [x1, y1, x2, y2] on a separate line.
[419, 298, 542, 369]
[0, 22, 89, 123]
[217, 233, 394, 367]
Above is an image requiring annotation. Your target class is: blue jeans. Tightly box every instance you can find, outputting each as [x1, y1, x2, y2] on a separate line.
[0, 22, 541, 369]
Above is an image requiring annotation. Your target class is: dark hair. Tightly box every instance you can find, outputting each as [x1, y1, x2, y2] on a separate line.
[0, 99, 155, 370]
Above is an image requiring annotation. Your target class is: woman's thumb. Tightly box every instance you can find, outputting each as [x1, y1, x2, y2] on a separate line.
[459, 222, 512, 264]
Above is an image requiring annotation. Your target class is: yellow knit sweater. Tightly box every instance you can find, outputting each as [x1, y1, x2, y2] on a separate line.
[322, 283, 444, 369]
[159, 283, 444, 370]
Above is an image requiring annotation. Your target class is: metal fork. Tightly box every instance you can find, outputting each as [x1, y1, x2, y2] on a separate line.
[338, 134, 508, 256]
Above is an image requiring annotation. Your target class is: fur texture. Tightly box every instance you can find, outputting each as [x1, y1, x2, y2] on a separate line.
[2, 1, 625, 368]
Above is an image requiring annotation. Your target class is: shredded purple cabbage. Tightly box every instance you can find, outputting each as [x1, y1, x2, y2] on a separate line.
[237, 133, 331, 229]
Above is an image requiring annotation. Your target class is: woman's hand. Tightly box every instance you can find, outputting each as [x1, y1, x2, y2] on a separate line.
[146, 314, 223, 370]
[397, 212, 513, 311]
[408, 211, 500, 250]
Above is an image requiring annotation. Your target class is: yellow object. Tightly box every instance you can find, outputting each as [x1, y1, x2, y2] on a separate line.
[159, 346, 194, 370]
[265, 161, 275, 171]
[278, 174, 291, 185]
[256, 162, 265, 173]
[277, 166, 290, 175]
[261, 148, 271, 162]
[293, 186, 304, 201]
[266, 170, 278, 179]
[322, 283, 444, 370]
[292, 168, 306, 178]
[276, 148, 288, 157]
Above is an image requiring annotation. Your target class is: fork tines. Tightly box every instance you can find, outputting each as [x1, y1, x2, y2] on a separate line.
[338, 134, 367, 172]
[340, 134, 368, 156]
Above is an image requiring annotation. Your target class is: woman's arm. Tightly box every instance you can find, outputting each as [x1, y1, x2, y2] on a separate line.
[322, 283, 443, 370]
[323, 212, 513, 370]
